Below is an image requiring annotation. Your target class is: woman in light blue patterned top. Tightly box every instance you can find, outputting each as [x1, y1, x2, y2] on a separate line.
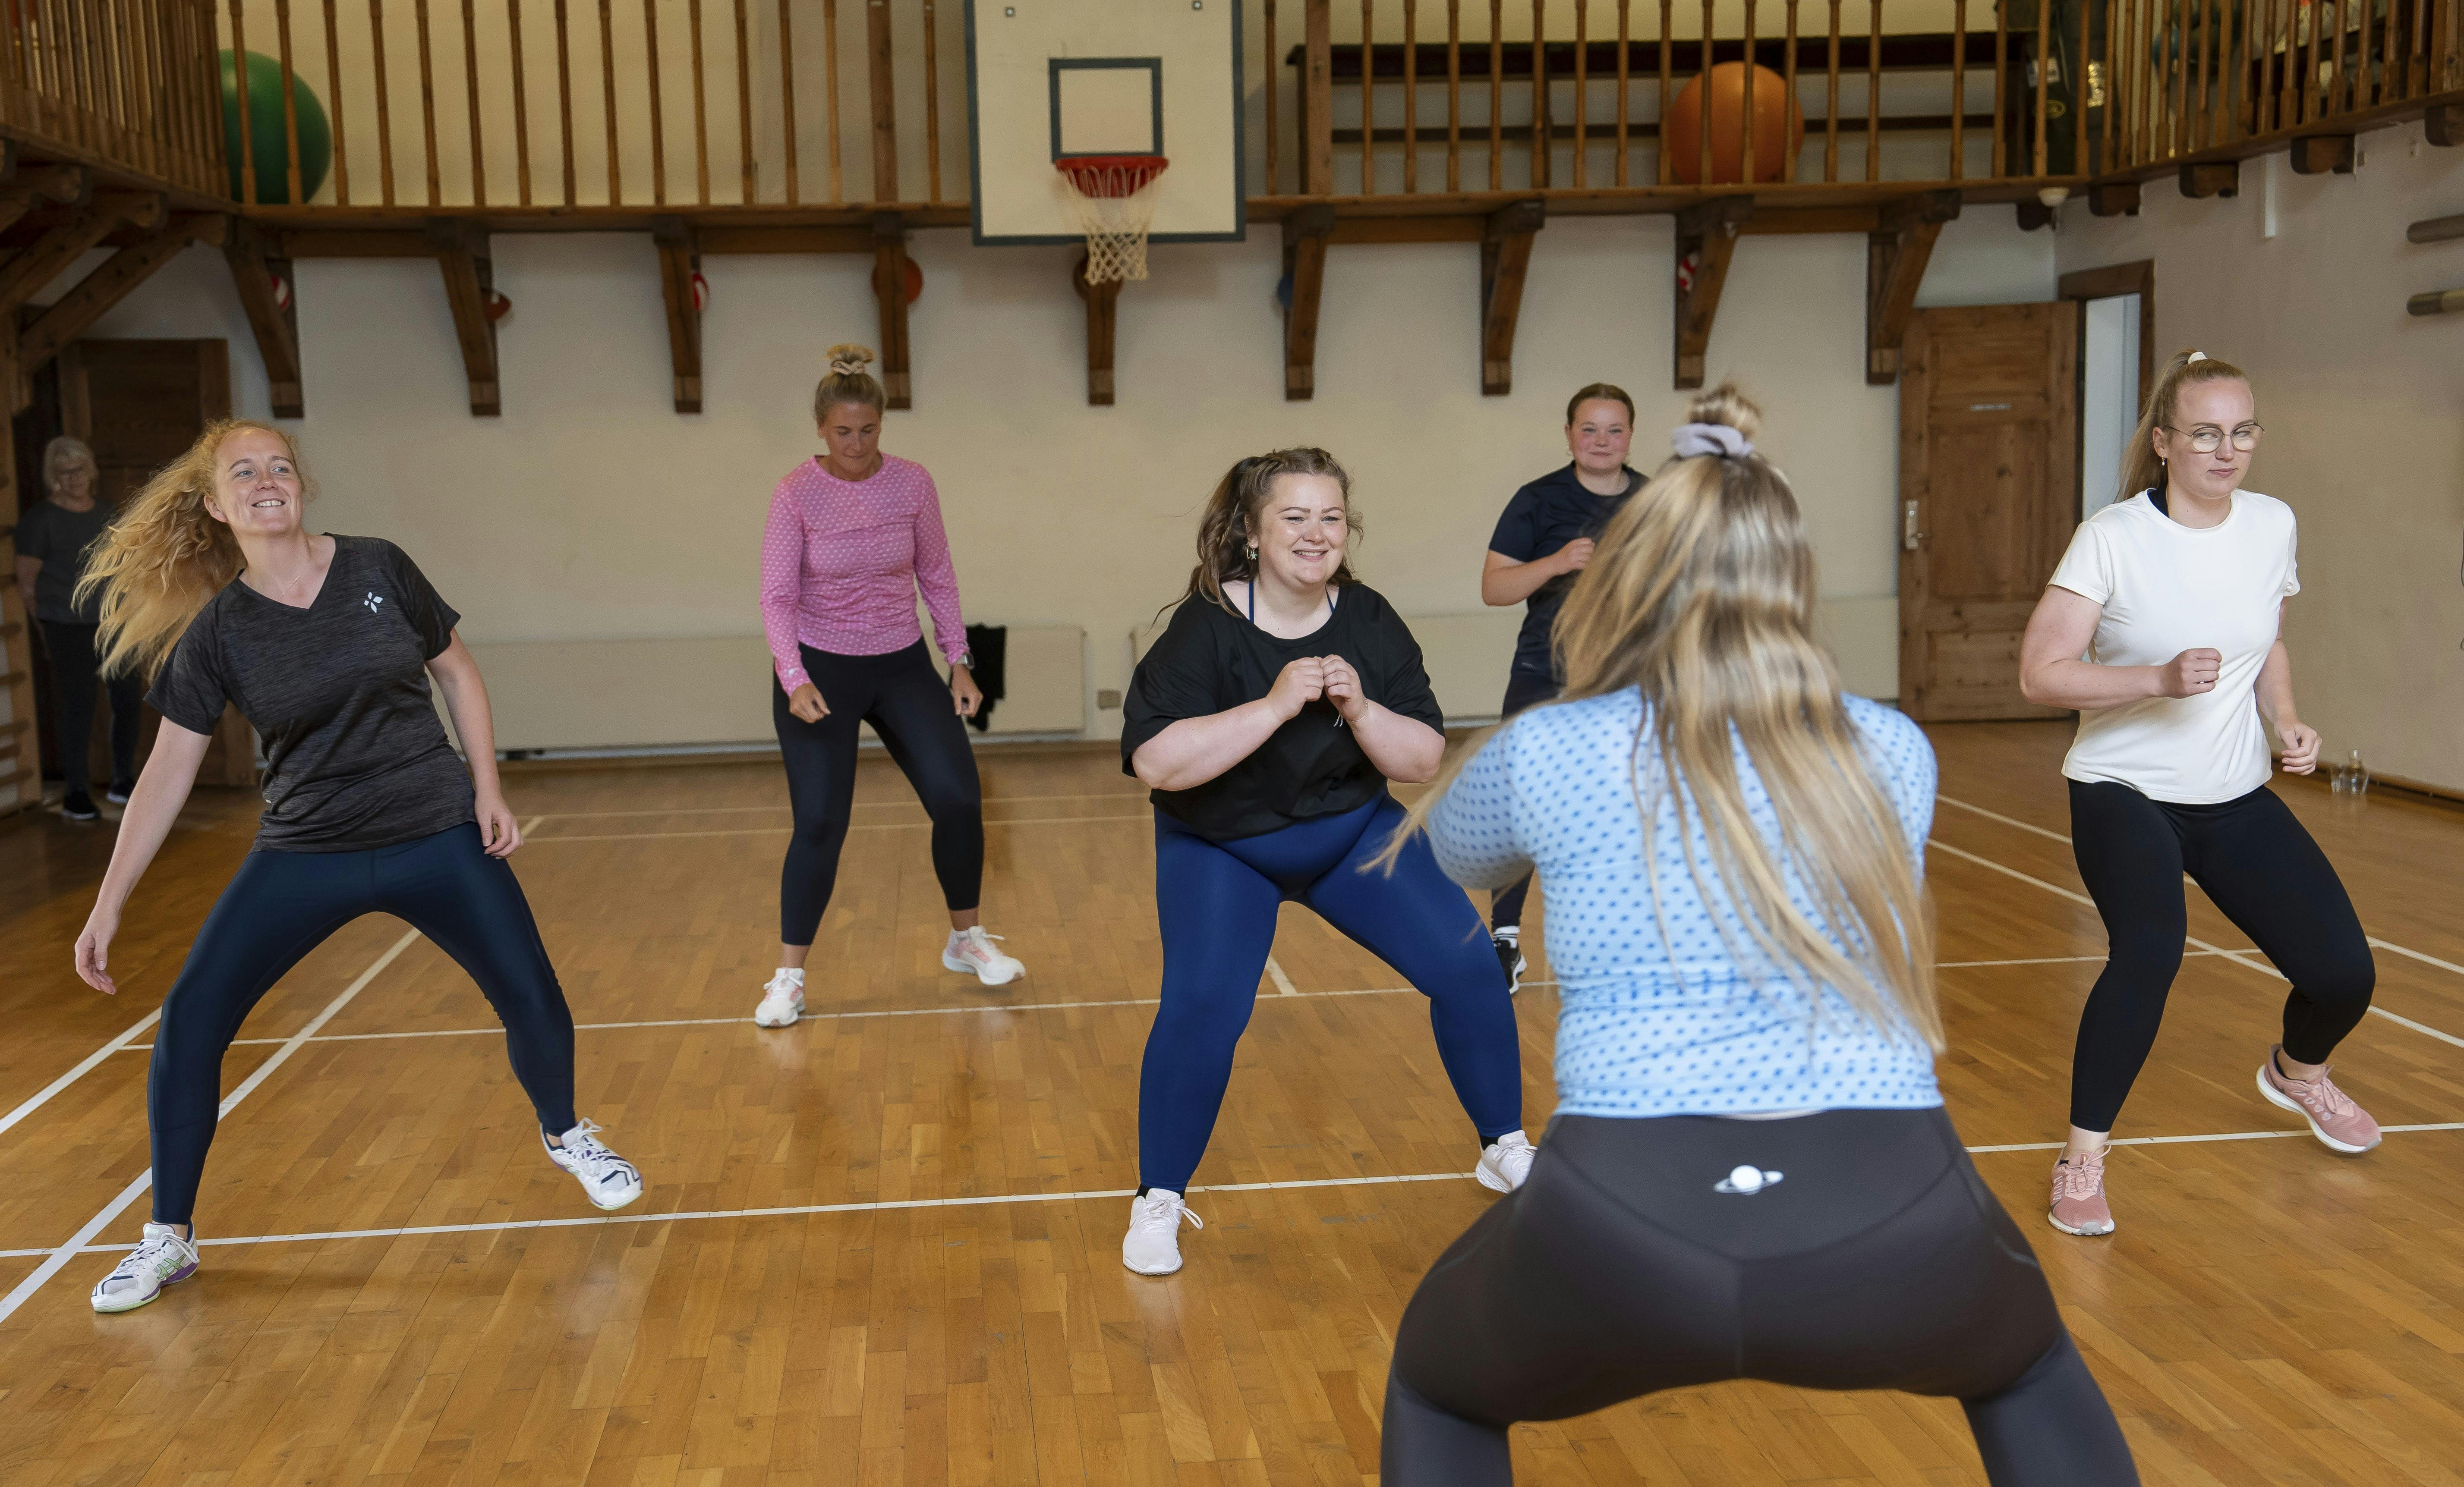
[1375, 385, 2136, 1487]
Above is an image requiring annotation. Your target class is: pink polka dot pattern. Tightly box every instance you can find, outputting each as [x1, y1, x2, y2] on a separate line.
[759, 454, 968, 692]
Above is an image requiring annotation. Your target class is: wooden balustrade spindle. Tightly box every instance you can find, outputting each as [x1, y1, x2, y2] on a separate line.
[2407, 0, 2429, 97]
[463, 0, 486, 203]
[1952, 0, 1968, 176]
[2329, 0, 2350, 111]
[2194, 0, 2212, 148]
[2031, 0, 2047, 173]
[2141, 0, 2158, 159]
[1490, 0, 1503, 189]
[819, 0, 838, 203]
[1363, 0, 1376, 191]
[2256, 0, 2275, 133]
[1659, 0, 1673, 182]
[2359, 0, 2377, 107]
[416, 0, 442, 204]
[1307, 0, 1332, 192]
[924, 0, 942, 201]
[643, 0, 666, 203]
[1448, 0, 1463, 190]
[1532, 0, 1548, 189]
[2076, 0, 2090, 167]
[1865, 0, 1880, 177]
[1572, 0, 1586, 188]
[1824, 0, 1842, 179]
[372, 0, 398, 203]
[119, 0, 157, 177]
[781, 0, 802, 204]
[1266, 0, 1279, 190]
[2097, 0, 2114, 161]
[691, 0, 709, 202]
[1698, 0, 1713, 185]
[1740, 0, 1754, 188]
[1783, 0, 1799, 179]
[734, 0, 753, 201]
[230, 0, 256, 203]
[554, 0, 575, 202]
[278, 0, 305, 202]
[866, 0, 895, 202]
[1618, 0, 1632, 184]
[504, 1, 527, 202]
[596, 0, 617, 202]
[1407, 0, 1421, 192]
[2231, 0, 2253, 135]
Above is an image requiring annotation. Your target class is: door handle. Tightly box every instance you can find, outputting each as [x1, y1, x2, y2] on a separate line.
[1903, 500, 1928, 551]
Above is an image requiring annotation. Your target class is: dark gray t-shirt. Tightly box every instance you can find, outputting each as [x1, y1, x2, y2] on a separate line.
[148, 535, 476, 852]
[14, 498, 113, 623]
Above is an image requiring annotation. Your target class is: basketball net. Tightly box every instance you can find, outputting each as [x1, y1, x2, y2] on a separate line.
[1055, 155, 1170, 285]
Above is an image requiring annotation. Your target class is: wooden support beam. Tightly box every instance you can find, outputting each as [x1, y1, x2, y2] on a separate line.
[1073, 255, 1122, 406]
[0, 166, 93, 238]
[1672, 196, 1754, 390]
[872, 213, 913, 410]
[653, 217, 703, 414]
[1281, 203, 1336, 401]
[226, 217, 307, 418]
[2289, 135, 2355, 175]
[0, 193, 167, 314]
[1478, 199, 1544, 396]
[697, 225, 877, 255]
[14, 216, 228, 408]
[2178, 162, 2240, 198]
[1865, 189, 1960, 386]
[2088, 180, 2140, 217]
[426, 218, 503, 416]
[2429, 104, 2463, 148]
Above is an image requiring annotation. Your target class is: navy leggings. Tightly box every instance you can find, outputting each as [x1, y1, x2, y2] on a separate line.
[148, 823, 577, 1225]
[2067, 780, 2376, 1132]
[1139, 794, 1524, 1194]
[774, 641, 983, 945]
[1384, 1109, 2139, 1486]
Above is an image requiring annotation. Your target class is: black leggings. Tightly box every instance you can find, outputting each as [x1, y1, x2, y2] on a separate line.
[2067, 780, 2375, 1132]
[774, 640, 983, 945]
[149, 824, 577, 1224]
[1384, 1109, 2138, 1486]
[41, 620, 142, 795]
[1486, 670, 1560, 930]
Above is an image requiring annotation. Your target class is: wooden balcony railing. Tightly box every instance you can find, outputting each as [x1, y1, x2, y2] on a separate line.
[2, 0, 229, 198]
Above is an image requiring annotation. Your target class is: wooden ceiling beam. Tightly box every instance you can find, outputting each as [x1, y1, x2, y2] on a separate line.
[14, 214, 227, 410]
[1071, 255, 1121, 407]
[1281, 204, 1335, 402]
[873, 213, 913, 410]
[1479, 200, 1545, 396]
[1866, 190, 1961, 386]
[0, 191, 165, 314]
[653, 217, 703, 415]
[426, 218, 503, 417]
[1672, 197, 1753, 390]
[225, 217, 306, 418]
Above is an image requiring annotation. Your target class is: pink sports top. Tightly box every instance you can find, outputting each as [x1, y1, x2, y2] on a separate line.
[759, 453, 967, 692]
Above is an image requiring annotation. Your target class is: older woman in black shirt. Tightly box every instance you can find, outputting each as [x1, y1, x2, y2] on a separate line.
[1115, 448, 1528, 1279]
[13, 436, 143, 817]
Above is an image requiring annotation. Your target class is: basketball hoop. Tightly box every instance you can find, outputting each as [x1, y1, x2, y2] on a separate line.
[1055, 154, 1170, 285]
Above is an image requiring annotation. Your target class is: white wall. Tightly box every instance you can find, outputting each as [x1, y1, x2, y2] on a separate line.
[2055, 123, 2464, 792]
[72, 206, 2052, 738]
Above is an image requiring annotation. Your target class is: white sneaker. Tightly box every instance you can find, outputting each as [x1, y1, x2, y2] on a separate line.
[753, 968, 805, 1027]
[943, 927, 1024, 987]
[1121, 1188, 1204, 1275]
[544, 1119, 644, 1210]
[1476, 1130, 1537, 1193]
[91, 1222, 200, 1313]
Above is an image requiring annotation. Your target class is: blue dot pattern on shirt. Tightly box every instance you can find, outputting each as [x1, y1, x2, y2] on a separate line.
[1426, 688, 1944, 1118]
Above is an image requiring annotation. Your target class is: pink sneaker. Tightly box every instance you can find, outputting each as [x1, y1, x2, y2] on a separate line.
[2257, 1046, 2381, 1154]
[2048, 1147, 2115, 1237]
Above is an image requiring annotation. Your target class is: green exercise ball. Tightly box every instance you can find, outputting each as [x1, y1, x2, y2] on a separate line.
[220, 50, 332, 204]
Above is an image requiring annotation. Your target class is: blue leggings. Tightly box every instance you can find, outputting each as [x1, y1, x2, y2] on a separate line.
[1139, 795, 1524, 1194]
[148, 823, 578, 1224]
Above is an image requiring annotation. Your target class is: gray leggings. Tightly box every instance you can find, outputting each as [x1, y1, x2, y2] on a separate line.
[1383, 1109, 2139, 1486]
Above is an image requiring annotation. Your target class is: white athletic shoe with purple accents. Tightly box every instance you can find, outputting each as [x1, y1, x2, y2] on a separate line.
[91, 1222, 201, 1313]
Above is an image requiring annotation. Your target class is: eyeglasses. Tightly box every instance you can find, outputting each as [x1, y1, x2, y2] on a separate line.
[2162, 422, 2263, 454]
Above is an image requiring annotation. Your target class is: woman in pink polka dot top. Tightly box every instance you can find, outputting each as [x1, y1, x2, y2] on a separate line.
[750, 344, 1025, 1029]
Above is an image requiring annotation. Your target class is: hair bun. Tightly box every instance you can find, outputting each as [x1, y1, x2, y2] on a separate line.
[823, 341, 876, 375]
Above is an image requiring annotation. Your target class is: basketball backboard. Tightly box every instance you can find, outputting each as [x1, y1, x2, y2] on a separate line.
[964, 0, 1245, 246]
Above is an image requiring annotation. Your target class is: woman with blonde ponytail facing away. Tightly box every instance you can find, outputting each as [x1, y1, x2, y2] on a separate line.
[72, 421, 643, 1315]
[1376, 386, 2138, 1486]
[752, 346, 1018, 1030]
[2020, 350, 2377, 1239]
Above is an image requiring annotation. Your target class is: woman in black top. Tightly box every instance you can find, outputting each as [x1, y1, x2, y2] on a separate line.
[1116, 448, 1528, 1278]
[12, 435, 143, 818]
[70, 420, 643, 1315]
[1477, 384, 1641, 987]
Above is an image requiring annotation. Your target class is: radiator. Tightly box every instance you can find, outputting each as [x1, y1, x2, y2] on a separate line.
[453, 628, 1087, 751]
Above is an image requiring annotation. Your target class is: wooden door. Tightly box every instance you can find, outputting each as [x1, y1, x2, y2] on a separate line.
[59, 339, 257, 787]
[1897, 303, 2079, 721]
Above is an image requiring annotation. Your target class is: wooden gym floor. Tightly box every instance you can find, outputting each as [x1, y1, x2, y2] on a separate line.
[1, 720, 2461, 1487]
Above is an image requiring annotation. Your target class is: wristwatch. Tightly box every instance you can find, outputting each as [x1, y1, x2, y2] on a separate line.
[952, 648, 974, 669]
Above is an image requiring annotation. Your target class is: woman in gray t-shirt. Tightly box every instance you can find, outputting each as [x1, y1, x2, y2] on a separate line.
[11, 436, 143, 817]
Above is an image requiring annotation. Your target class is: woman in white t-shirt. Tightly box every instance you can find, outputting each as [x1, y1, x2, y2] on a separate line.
[2017, 350, 2377, 1240]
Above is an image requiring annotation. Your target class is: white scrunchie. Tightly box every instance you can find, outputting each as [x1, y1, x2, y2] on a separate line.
[829, 358, 868, 376]
[2186, 350, 2208, 364]
[1672, 422, 1755, 461]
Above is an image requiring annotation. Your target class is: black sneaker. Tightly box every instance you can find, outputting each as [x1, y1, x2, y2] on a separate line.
[1492, 931, 1526, 994]
[106, 780, 136, 805]
[61, 790, 100, 821]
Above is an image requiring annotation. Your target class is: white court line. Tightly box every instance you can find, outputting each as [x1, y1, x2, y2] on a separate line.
[0, 1008, 163, 1138]
[10, 1121, 2464, 1263]
[1938, 951, 2230, 970]
[528, 813, 1150, 844]
[1265, 957, 1300, 996]
[0, 930, 423, 1324]
[1932, 794, 2464, 1047]
[528, 792, 1151, 823]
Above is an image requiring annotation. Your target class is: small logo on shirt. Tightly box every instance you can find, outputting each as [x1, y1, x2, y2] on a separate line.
[1713, 1165, 1783, 1195]
[363, 591, 385, 614]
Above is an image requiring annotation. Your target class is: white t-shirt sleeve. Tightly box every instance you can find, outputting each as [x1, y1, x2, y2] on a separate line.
[2046, 518, 2113, 604]
[2281, 514, 2301, 598]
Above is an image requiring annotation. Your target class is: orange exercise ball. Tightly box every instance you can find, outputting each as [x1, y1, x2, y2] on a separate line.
[1664, 63, 1804, 185]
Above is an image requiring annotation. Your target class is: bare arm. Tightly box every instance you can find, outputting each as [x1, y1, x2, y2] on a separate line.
[74, 722, 214, 993]
[13, 553, 38, 608]
[2254, 621, 2320, 773]
[426, 633, 525, 856]
[2018, 585, 2219, 710]
[1131, 658, 1323, 792]
[1480, 544, 1587, 607]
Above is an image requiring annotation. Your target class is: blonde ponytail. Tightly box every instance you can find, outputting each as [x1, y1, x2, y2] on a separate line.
[2118, 349, 2250, 507]
[76, 419, 307, 679]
